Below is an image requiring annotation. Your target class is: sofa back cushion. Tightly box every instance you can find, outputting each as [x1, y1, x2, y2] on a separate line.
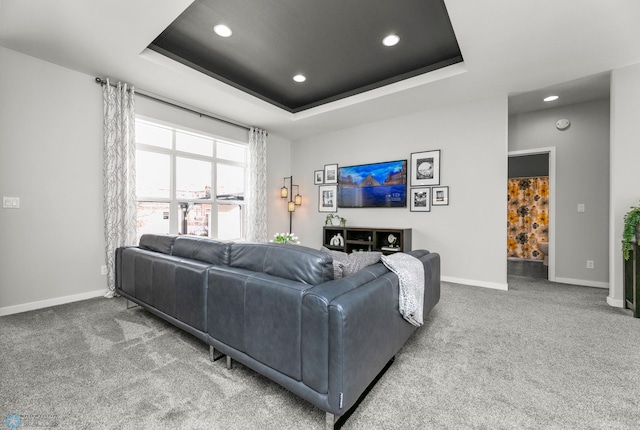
[139, 234, 177, 255]
[172, 236, 231, 266]
[229, 243, 333, 285]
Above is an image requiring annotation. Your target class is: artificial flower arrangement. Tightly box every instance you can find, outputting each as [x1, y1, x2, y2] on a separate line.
[271, 232, 299, 244]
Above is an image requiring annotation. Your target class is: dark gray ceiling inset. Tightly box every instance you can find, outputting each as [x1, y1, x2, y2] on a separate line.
[149, 0, 462, 113]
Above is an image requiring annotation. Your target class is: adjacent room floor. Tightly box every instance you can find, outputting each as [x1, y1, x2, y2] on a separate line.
[507, 258, 548, 279]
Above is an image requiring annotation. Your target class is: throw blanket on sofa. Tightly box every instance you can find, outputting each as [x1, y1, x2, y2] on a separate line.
[381, 253, 425, 327]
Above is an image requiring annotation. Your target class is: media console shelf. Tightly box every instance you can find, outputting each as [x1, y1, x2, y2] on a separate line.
[323, 226, 412, 254]
[624, 241, 639, 317]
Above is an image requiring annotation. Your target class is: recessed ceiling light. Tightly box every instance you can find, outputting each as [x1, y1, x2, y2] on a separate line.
[382, 34, 400, 47]
[544, 95, 559, 102]
[213, 24, 232, 38]
[293, 74, 306, 83]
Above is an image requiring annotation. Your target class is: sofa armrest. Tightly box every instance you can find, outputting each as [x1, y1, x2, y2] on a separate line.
[302, 272, 412, 414]
[421, 252, 441, 315]
[302, 251, 440, 415]
[114, 246, 137, 293]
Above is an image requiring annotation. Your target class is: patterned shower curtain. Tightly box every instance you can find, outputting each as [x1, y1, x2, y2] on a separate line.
[507, 177, 549, 260]
[102, 79, 137, 296]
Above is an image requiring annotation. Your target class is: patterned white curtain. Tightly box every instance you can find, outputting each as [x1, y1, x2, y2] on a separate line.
[245, 127, 268, 242]
[102, 79, 137, 296]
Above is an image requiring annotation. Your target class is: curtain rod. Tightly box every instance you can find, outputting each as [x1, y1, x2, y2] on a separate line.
[95, 77, 251, 132]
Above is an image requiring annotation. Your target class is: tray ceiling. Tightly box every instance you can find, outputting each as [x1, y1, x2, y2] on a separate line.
[148, 0, 462, 113]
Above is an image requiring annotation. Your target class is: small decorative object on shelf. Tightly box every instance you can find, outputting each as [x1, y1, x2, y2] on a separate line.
[271, 232, 299, 244]
[381, 234, 399, 252]
[329, 233, 344, 247]
[325, 214, 346, 227]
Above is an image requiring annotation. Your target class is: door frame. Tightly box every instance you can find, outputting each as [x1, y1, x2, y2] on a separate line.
[508, 147, 556, 281]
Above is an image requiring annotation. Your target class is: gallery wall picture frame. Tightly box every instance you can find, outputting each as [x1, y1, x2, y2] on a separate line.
[410, 188, 431, 212]
[314, 170, 324, 184]
[324, 163, 338, 184]
[432, 186, 449, 206]
[318, 185, 338, 212]
[410, 150, 440, 186]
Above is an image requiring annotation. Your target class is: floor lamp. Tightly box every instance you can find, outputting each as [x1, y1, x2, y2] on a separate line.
[281, 176, 302, 233]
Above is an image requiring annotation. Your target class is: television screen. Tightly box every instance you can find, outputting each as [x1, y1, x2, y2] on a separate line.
[338, 160, 407, 208]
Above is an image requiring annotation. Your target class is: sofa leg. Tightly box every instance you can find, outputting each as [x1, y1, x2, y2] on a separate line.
[226, 355, 233, 369]
[126, 299, 138, 309]
[209, 346, 223, 362]
[325, 412, 336, 430]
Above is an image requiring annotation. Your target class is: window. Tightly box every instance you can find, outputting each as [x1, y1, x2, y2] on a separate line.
[135, 119, 247, 242]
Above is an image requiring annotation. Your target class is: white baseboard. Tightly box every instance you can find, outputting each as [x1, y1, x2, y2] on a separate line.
[442, 276, 509, 291]
[0, 289, 109, 317]
[607, 296, 625, 308]
[553, 277, 609, 289]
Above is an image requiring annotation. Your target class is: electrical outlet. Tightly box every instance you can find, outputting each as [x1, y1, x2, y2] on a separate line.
[586, 260, 594, 269]
[101, 265, 108, 275]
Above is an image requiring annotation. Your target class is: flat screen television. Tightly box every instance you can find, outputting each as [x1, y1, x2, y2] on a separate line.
[338, 159, 407, 208]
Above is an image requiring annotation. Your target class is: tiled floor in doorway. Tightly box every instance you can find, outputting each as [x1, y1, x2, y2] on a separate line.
[507, 259, 548, 279]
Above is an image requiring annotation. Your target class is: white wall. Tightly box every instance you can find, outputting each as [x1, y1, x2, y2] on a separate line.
[509, 99, 610, 288]
[6, 40, 632, 312]
[291, 96, 509, 289]
[609, 62, 640, 307]
[0, 47, 106, 314]
[0, 46, 292, 315]
[265, 134, 292, 238]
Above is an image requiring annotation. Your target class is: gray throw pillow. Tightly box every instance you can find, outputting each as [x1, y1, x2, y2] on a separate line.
[345, 251, 382, 276]
[320, 247, 347, 279]
[320, 248, 382, 278]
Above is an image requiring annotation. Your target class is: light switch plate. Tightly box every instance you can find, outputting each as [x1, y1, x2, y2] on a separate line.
[2, 197, 20, 209]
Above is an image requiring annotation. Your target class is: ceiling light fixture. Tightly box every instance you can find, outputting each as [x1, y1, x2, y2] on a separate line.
[213, 24, 232, 38]
[382, 34, 400, 47]
[293, 74, 306, 83]
[544, 95, 559, 102]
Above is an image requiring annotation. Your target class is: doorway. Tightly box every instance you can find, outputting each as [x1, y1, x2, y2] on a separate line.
[507, 148, 556, 281]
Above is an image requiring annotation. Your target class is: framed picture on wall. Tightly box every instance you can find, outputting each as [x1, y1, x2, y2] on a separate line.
[314, 170, 324, 184]
[410, 150, 440, 186]
[324, 164, 338, 184]
[410, 188, 431, 212]
[318, 185, 338, 212]
[432, 186, 449, 206]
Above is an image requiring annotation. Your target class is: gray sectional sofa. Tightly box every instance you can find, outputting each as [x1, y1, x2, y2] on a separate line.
[115, 234, 440, 429]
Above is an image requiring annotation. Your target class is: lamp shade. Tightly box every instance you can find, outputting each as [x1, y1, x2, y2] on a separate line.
[280, 186, 288, 198]
[288, 201, 295, 212]
[294, 194, 302, 206]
